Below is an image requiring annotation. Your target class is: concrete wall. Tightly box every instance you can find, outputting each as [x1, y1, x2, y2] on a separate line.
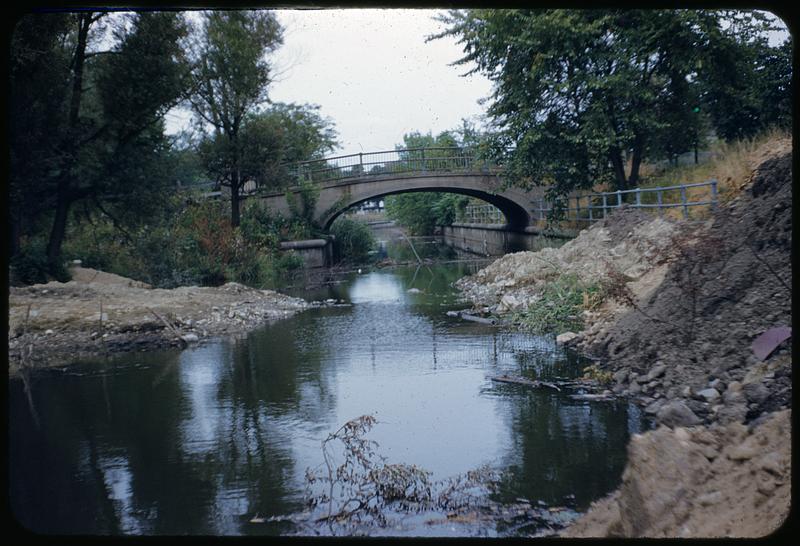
[441, 223, 572, 256]
[279, 238, 333, 268]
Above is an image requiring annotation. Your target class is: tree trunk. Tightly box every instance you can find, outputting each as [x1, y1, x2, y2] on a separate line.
[629, 136, 643, 187]
[609, 147, 628, 191]
[230, 168, 241, 227]
[46, 184, 71, 268]
[46, 13, 92, 270]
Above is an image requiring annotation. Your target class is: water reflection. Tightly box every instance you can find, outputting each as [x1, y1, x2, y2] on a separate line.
[10, 262, 648, 536]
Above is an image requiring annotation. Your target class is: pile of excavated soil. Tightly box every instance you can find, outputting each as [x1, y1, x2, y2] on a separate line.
[456, 208, 684, 315]
[577, 151, 792, 427]
[8, 267, 309, 374]
[563, 409, 791, 538]
[455, 144, 792, 539]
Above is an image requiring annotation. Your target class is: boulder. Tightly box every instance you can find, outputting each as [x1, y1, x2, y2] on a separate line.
[556, 332, 579, 345]
[646, 363, 667, 381]
[656, 400, 702, 428]
[697, 388, 721, 403]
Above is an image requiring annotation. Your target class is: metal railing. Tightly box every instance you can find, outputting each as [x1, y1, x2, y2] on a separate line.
[286, 146, 502, 184]
[461, 204, 505, 224]
[532, 180, 718, 222]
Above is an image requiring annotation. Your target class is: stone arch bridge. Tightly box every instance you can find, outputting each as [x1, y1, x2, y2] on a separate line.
[249, 147, 546, 230]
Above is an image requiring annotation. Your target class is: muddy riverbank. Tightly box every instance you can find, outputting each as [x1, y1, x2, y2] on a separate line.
[454, 143, 792, 537]
[8, 266, 311, 375]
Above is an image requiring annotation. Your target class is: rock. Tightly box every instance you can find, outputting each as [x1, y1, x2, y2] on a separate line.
[181, 333, 199, 343]
[758, 452, 784, 476]
[656, 400, 702, 428]
[709, 378, 725, 392]
[45, 329, 54, 335]
[644, 399, 665, 415]
[696, 388, 721, 403]
[756, 480, 776, 495]
[681, 386, 693, 398]
[696, 491, 723, 507]
[613, 369, 629, 384]
[728, 441, 759, 461]
[743, 382, 770, 405]
[407, 288, 422, 293]
[646, 364, 667, 381]
[556, 332, 579, 345]
[726, 381, 743, 393]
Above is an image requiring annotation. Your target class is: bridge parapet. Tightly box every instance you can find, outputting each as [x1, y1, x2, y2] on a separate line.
[286, 146, 507, 186]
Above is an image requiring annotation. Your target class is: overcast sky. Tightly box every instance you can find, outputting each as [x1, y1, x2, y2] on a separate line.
[166, 9, 492, 157]
[166, 8, 789, 157]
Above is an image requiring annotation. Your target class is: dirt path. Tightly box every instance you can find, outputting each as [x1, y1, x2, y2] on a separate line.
[8, 267, 310, 375]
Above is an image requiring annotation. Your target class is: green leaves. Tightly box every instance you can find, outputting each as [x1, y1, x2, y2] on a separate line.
[435, 9, 790, 198]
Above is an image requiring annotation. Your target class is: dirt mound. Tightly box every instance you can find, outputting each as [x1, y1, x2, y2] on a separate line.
[8, 270, 309, 374]
[67, 266, 152, 288]
[581, 151, 792, 426]
[456, 207, 681, 313]
[563, 409, 791, 537]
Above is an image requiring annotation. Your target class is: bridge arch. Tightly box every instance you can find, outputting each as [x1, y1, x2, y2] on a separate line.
[318, 174, 532, 230]
[254, 147, 546, 232]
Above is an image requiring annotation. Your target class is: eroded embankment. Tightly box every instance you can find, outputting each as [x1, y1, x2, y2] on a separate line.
[455, 146, 792, 537]
[8, 267, 309, 375]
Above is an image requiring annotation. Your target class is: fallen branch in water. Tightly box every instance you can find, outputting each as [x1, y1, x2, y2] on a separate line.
[446, 310, 499, 325]
[490, 374, 562, 392]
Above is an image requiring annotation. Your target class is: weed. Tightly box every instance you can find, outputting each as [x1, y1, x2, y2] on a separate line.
[513, 274, 601, 334]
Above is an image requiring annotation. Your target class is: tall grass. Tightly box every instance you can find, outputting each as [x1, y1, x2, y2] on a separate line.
[639, 128, 792, 211]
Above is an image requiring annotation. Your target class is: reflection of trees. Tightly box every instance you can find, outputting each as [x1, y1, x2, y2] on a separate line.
[493, 392, 645, 510]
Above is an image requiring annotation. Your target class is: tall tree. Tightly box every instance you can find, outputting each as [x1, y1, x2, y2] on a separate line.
[198, 102, 337, 195]
[188, 10, 283, 227]
[9, 11, 191, 269]
[432, 9, 785, 198]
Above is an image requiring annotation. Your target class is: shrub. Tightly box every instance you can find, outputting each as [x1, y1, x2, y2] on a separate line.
[10, 238, 70, 285]
[514, 274, 601, 334]
[330, 217, 375, 263]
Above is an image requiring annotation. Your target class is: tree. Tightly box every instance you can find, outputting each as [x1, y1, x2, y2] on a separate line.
[384, 131, 471, 234]
[700, 33, 792, 141]
[432, 9, 786, 198]
[9, 12, 191, 270]
[198, 102, 337, 196]
[188, 10, 284, 227]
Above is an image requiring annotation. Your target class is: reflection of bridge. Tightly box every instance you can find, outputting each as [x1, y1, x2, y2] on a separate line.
[253, 147, 545, 230]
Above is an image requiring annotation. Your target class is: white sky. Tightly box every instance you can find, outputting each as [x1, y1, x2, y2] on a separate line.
[166, 8, 492, 156]
[165, 8, 790, 157]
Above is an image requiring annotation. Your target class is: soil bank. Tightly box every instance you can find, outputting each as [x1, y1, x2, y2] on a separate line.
[8, 267, 310, 376]
[454, 143, 792, 537]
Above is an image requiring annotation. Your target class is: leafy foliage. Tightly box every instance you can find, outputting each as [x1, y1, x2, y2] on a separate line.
[330, 218, 375, 263]
[10, 12, 191, 270]
[188, 10, 283, 226]
[432, 9, 791, 202]
[513, 274, 602, 334]
[384, 130, 475, 234]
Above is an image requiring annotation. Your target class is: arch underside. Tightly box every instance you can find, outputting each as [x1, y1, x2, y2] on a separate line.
[320, 184, 531, 231]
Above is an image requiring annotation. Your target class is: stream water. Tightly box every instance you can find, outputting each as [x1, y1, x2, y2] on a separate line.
[9, 239, 649, 537]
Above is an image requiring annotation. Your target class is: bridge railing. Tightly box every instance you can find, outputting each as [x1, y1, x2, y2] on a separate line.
[533, 180, 719, 222]
[286, 146, 502, 184]
[462, 204, 506, 224]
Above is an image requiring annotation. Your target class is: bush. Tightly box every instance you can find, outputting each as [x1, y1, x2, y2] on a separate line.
[513, 274, 601, 334]
[10, 239, 70, 285]
[330, 217, 375, 263]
